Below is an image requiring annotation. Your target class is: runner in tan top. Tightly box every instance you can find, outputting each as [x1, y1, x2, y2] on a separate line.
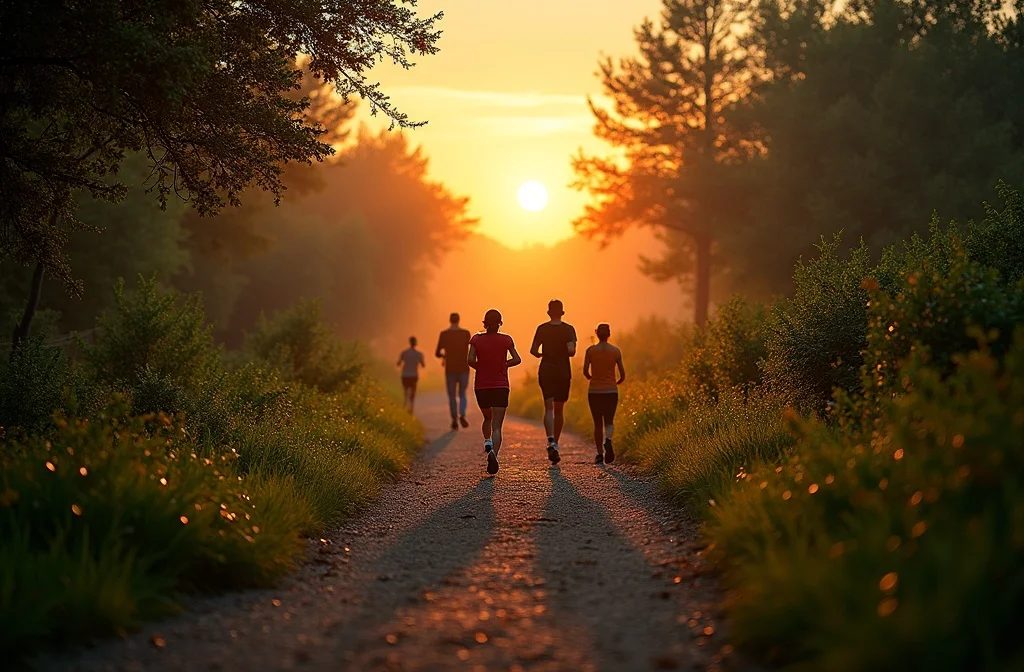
[582, 323, 626, 464]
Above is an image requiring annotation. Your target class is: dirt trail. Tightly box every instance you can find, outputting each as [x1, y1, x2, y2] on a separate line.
[38, 393, 739, 672]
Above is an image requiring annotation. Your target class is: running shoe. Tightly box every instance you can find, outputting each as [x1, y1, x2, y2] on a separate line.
[451, 418, 458, 431]
[547, 445, 561, 465]
[486, 449, 499, 475]
[459, 415, 469, 428]
[595, 452, 604, 464]
[604, 438, 615, 464]
[484, 439, 493, 453]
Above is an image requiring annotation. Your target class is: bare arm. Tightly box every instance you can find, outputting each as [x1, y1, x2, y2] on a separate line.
[467, 343, 478, 370]
[583, 347, 592, 380]
[507, 342, 523, 368]
[616, 351, 626, 385]
[435, 333, 444, 359]
[529, 328, 542, 359]
[567, 340, 577, 357]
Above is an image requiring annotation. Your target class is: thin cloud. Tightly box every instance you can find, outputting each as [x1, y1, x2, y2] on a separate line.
[388, 86, 585, 108]
[475, 115, 594, 137]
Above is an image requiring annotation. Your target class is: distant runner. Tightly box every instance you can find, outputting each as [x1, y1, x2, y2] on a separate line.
[530, 299, 577, 465]
[583, 323, 626, 464]
[396, 336, 426, 413]
[468, 309, 522, 475]
[435, 312, 472, 431]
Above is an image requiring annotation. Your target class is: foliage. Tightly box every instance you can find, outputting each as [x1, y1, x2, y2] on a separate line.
[706, 332, 1024, 670]
[0, 405, 313, 656]
[685, 297, 768, 399]
[244, 300, 364, 394]
[0, 0, 441, 289]
[573, 0, 761, 325]
[763, 235, 873, 408]
[0, 338, 73, 433]
[184, 129, 477, 345]
[0, 281, 422, 657]
[722, 0, 1024, 295]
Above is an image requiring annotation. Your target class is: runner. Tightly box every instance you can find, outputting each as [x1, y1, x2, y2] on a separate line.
[435, 312, 472, 431]
[583, 323, 626, 464]
[468, 309, 522, 475]
[396, 336, 425, 413]
[529, 299, 577, 465]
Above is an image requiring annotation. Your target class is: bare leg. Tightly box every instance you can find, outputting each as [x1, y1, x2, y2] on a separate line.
[553, 401, 565, 442]
[594, 422, 604, 453]
[605, 422, 614, 439]
[543, 398, 555, 439]
[481, 408, 493, 441]
[409, 383, 417, 414]
[491, 407, 507, 455]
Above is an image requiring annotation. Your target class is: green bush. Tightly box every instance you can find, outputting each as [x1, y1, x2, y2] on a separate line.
[706, 331, 1024, 670]
[684, 297, 768, 399]
[763, 236, 874, 408]
[0, 338, 73, 432]
[244, 300, 364, 394]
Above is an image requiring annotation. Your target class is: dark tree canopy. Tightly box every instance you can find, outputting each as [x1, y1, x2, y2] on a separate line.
[573, 0, 760, 326]
[0, 0, 441, 288]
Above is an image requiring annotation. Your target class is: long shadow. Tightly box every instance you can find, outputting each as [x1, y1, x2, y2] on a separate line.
[534, 469, 688, 671]
[328, 478, 495, 656]
[417, 429, 459, 463]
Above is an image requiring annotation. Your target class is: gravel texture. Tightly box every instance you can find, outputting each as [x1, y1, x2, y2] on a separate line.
[36, 393, 747, 672]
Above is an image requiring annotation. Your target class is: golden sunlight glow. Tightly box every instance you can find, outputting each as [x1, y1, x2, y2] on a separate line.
[517, 180, 548, 212]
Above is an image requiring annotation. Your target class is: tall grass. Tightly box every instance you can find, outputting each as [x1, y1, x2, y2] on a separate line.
[0, 282, 422, 658]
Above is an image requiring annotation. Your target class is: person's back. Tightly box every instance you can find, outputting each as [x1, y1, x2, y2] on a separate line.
[534, 321, 576, 380]
[437, 313, 472, 430]
[471, 331, 514, 390]
[399, 347, 424, 378]
[587, 342, 621, 393]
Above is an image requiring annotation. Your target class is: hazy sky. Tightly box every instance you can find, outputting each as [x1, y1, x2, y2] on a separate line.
[362, 0, 663, 247]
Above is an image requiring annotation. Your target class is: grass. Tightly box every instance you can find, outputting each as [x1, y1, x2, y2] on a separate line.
[0, 285, 423, 659]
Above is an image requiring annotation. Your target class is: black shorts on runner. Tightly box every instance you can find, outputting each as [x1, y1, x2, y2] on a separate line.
[401, 377, 418, 390]
[539, 374, 571, 403]
[588, 392, 618, 424]
[475, 388, 510, 409]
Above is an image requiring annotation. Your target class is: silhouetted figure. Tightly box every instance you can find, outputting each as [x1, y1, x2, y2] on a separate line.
[530, 299, 577, 465]
[583, 323, 626, 464]
[397, 336, 425, 413]
[435, 312, 472, 431]
[468, 309, 522, 475]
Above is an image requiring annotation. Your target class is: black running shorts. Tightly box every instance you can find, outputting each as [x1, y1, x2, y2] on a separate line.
[475, 387, 510, 409]
[401, 377, 418, 391]
[588, 392, 618, 424]
[539, 374, 571, 402]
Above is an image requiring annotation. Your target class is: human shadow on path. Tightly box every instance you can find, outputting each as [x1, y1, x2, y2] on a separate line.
[534, 468, 690, 671]
[328, 477, 495, 658]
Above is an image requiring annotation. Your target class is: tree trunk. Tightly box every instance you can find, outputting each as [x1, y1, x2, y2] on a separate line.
[11, 259, 45, 349]
[694, 233, 712, 328]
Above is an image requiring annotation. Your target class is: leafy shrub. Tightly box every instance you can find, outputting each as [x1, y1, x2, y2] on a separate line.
[244, 300, 364, 393]
[706, 331, 1024, 670]
[763, 236, 874, 408]
[0, 338, 72, 432]
[685, 297, 768, 399]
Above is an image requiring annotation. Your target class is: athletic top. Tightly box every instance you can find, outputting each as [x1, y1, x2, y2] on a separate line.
[470, 332, 515, 390]
[587, 344, 621, 393]
[398, 348, 424, 379]
[531, 321, 577, 379]
[436, 327, 471, 374]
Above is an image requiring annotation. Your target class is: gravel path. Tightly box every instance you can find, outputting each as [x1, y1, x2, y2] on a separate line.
[37, 393, 742, 672]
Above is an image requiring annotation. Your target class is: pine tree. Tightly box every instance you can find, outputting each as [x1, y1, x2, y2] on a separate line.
[573, 0, 759, 327]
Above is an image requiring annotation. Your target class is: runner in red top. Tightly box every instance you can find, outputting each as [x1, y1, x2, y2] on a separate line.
[468, 309, 522, 475]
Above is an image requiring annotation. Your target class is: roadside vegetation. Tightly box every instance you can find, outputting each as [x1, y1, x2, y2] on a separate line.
[555, 185, 1023, 669]
[0, 281, 421, 658]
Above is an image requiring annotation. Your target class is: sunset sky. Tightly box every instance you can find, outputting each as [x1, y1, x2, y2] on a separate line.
[362, 0, 663, 248]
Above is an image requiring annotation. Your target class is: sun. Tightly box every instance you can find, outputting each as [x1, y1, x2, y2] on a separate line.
[517, 180, 548, 212]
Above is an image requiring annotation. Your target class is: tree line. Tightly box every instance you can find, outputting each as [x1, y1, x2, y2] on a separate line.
[576, 0, 1024, 326]
[0, 1, 469, 347]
